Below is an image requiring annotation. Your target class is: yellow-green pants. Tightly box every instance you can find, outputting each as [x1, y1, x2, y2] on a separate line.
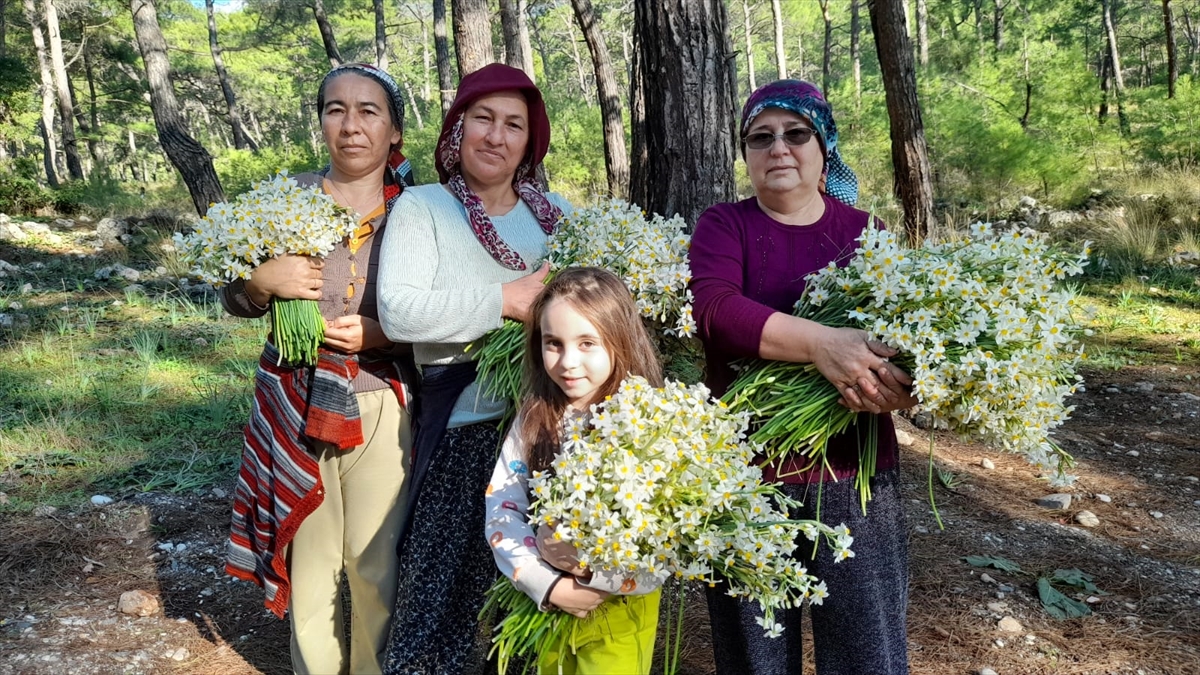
[537, 590, 661, 675]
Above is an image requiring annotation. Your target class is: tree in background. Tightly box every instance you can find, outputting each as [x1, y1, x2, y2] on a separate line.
[43, 0, 83, 180]
[500, 0, 535, 80]
[22, 0, 59, 186]
[129, 0, 223, 215]
[205, 0, 257, 152]
[630, 0, 736, 227]
[452, 0, 494, 77]
[571, 0, 626, 197]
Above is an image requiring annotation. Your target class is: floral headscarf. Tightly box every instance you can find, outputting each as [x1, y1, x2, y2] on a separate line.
[740, 79, 859, 207]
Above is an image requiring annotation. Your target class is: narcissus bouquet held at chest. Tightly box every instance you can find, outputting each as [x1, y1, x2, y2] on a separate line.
[725, 222, 1091, 512]
[483, 377, 852, 674]
[173, 172, 358, 366]
[475, 199, 696, 408]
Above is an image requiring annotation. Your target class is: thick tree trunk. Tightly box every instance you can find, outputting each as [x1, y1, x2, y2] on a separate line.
[1163, 0, 1177, 98]
[851, 0, 862, 105]
[311, 0, 342, 68]
[630, 0, 736, 227]
[433, 0, 454, 118]
[373, 0, 387, 70]
[129, 0, 224, 215]
[741, 0, 756, 91]
[820, 0, 833, 92]
[206, 0, 257, 151]
[44, 0, 84, 180]
[571, 0, 628, 198]
[771, 0, 787, 77]
[500, 0, 535, 80]
[452, 0, 495, 78]
[867, 0, 935, 241]
[993, 0, 1004, 52]
[23, 0, 58, 186]
[916, 0, 929, 66]
[1101, 0, 1128, 133]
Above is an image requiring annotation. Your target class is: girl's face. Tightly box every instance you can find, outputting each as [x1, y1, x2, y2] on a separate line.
[540, 297, 614, 411]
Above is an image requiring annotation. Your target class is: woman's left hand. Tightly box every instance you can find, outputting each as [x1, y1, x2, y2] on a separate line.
[323, 315, 391, 354]
[838, 342, 918, 414]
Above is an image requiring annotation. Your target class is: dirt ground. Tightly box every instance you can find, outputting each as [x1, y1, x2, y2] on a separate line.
[2, 362, 1198, 675]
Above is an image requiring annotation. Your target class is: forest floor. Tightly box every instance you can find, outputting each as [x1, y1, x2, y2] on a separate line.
[2, 212, 1199, 675]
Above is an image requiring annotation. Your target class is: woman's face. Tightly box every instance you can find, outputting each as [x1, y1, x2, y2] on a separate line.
[744, 108, 825, 199]
[320, 73, 401, 180]
[459, 91, 530, 189]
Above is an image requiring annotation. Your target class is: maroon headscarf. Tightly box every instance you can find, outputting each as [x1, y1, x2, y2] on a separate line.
[435, 63, 561, 270]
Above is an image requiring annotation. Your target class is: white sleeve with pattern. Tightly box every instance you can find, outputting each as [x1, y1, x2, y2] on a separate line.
[484, 421, 562, 611]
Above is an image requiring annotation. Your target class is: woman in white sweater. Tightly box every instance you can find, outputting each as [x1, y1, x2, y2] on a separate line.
[376, 63, 571, 674]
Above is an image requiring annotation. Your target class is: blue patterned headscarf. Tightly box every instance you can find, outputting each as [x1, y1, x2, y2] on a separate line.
[740, 79, 858, 207]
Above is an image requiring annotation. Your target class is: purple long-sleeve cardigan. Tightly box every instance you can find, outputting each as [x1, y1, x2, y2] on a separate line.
[688, 194, 898, 484]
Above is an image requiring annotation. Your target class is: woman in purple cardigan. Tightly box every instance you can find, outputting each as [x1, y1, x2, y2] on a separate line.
[689, 80, 916, 675]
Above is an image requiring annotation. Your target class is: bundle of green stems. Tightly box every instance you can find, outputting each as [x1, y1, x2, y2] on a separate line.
[271, 298, 325, 366]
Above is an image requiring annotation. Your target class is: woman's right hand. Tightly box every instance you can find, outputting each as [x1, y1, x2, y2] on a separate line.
[548, 576, 609, 618]
[244, 254, 324, 307]
[810, 325, 914, 414]
[500, 261, 550, 323]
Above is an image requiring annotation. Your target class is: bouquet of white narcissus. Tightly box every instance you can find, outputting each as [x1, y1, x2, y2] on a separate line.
[474, 200, 696, 408]
[725, 222, 1090, 514]
[173, 172, 358, 366]
[482, 377, 851, 674]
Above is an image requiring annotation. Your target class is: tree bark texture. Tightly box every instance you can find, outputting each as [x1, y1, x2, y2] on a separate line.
[0, 0, 6, 58]
[500, 0, 535, 80]
[993, 0, 1004, 52]
[452, 0, 495, 78]
[563, 9, 591, 103]
[820, 0, 833, 93]
[1101, 0, 1128, 132]
[206, 0, 257, 151]
[916, 0, 929, 66]
[23, 0, 58, 186]
[1163, 0, 1177, 98]
[741, 0, 756, 91]
[310, 0, 342, 68]
[130, 0, 224, 215]
[630, 0, 737, 227]
[44, 0, 84, 180]
[851, 0, 862, 105]
[771, 0, 787, 77]
[867, 0, 935, 241]
[433, 0, 454, 118]
[571, 0, 628, 197]
[373, 0, 388, 70]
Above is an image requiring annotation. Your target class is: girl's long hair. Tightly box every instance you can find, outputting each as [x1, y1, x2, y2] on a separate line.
[519, 267, 663, 473]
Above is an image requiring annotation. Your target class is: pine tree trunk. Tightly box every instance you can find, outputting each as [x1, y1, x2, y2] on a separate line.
[44, 0, 84, 180]
[23, 0, 58, 187]
[563, 10, 591, 104]
[993, 0, 1004, 52]
[400, 76, 424, 129]
[433, 0, 454, 118]
[851, 0, 862, 106]
[0, 0, 6, 58]
[500, 0, 535, 79]
[129, 0, 224, 215]
[81, 45, 102, 168]
[1101, 0, 1128, 133]
[571, 0, 628, 198]
[916, 0, 929, 66]
[741, 0, 757, 91]
[771, 0, 787, 78]
[630, 0, 736, 227]
[1098, 51, 1110, 123]
[1163, 0, 1177, 98]
[206, 0, 257, 151]
[67, 76, 96, 172]
[373, 0, 388, 70]
[820, 0, 833, 93]
[867, 0, 935, 241]
[452, 0, 495, 78]
[311, 0, 342, 68]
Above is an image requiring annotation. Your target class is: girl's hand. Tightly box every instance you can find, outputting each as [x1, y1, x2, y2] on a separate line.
[548, 577, 608, 619]
[245, 254, 323, 306]
[536, 523, 587, 577]
[323, 315, 390, 354]
[500, 261, 551, 323]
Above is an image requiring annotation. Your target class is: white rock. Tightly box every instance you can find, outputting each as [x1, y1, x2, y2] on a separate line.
[211, 487, 227, 499]
[894, 429, 914, 447]
[980, 458, 996, 470]
[987, 602, 1007, 613]
[1086, 596, 1101, 604]
[170, 647, 189, 661]
[19, 283, 31, 294]
[1075, 510, 1100, 527]
[1150, 511, 1164, 519]
[997, 616, 1023, 633]
[118, 590, 159, 617]
[1126, 450, 1140, 457]
[980, 573, 996, 584]
[1096, 494, 1112, 503]
[979, 669, 998, 675]
[90, 495, 114, 506]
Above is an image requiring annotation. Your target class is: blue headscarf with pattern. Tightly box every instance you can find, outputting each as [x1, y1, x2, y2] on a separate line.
[740, 79, 859, 207]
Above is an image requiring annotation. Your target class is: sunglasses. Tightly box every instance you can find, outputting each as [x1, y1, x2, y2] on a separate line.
[743, 127, 817, 150]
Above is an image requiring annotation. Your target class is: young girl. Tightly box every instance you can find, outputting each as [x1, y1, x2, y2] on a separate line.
[484, 267, 665, 675]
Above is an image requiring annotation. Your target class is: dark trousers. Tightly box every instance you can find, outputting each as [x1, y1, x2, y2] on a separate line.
[706, 469, 910, 675]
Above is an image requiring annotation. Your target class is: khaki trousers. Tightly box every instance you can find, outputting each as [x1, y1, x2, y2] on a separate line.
[288, 388, 410, 675]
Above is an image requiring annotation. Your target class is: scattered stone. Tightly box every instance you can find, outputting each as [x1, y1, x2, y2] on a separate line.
[1035, 493, 1072, 510]
[1103, 386, 1120, 394]
[997, 617, 1023, 633]
[19, 283, 32, 294]
[894, 429, 914, 447]
[980, 458, 996, 470]
[211, 487, 227, 499]
[978, 668, 998, 675]
[52, 218, 75, 229]
[32, 504, 58, 517]
[90, 495, 114, 506]
[117, 590, 160, 617]
[96, 217, 128, 242]
[1184, 476, 1199, 483]
[1096, 494, 1112, 503]
[994, 638, 1006, 648]
[170, 647, 189, 661]
[1150, 511, 1164, 519]
[0, 220, 27, 241]
[987, 602, 1007, 613]
[1133, 381, 1155, 393]
[0, 313, 13, 329]
[980, 573, 996, 584]
[1126, 450, 1140, 457]
[94, 264, 141, 283]
[193, 337, 209, 348]
[997, 584, 1014, 593]
[1145, 431, 1164, 441]
[1086, 596, 1101, 604]
[1075, 510, 1100, 527]
[0, 492, 8, 505]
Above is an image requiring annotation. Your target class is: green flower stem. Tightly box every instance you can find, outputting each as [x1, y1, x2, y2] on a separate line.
[271, 298, 325, 366]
